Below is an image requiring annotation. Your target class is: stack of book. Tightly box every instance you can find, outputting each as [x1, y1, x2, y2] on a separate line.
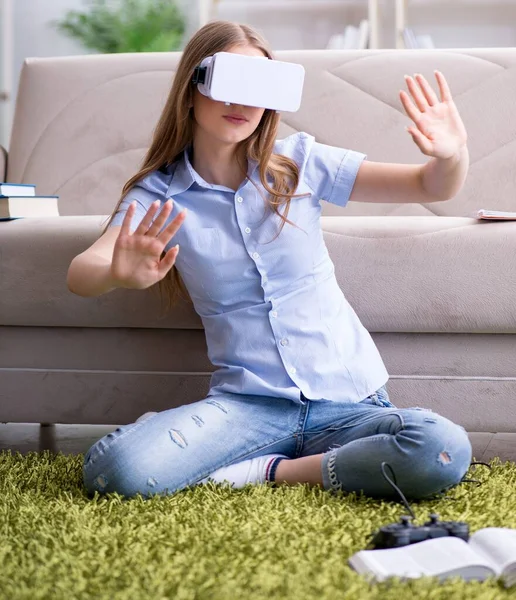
[326, 20, 370, 50]
[0, 182, 59, 219]
[402, 28, 435, 49]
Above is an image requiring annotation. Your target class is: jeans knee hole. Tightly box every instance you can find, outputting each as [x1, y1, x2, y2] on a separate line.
[439, 451, 452, 465]
[169, 429, 188, 449]
[95, 474, 108, 491]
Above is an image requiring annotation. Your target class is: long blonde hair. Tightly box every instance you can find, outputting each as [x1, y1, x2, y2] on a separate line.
[103, 20, 303, 313]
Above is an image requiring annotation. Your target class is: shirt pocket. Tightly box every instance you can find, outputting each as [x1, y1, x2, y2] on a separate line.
[188, 227, 220, 253]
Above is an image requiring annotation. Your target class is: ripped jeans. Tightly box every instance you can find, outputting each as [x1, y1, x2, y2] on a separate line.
[83, 385, 472, 500]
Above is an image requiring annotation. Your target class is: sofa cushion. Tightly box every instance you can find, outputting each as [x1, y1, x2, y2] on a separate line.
[1, 215, 515, 332]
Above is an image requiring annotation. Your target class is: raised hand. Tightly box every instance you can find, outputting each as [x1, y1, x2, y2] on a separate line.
[110, 198, 186, 290]
[400, 71, 468, 160]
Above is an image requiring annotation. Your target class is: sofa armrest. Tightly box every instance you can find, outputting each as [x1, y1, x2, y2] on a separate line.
[0, 216, 201, 327]
[0, 145, 7, 181]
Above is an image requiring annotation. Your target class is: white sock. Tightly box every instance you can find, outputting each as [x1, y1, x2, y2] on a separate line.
[198, 454, 289, 488]
[135, 411, 158, 423]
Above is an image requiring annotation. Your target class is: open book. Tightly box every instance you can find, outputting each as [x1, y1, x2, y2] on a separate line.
[477, 209, 516, 220]
[349, 528, 516, 587]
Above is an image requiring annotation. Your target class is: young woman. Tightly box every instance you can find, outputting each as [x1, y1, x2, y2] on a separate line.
[68, 20, 472, 500]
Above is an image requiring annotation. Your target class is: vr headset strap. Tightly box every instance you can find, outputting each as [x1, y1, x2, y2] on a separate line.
[191, 66, 207, 85]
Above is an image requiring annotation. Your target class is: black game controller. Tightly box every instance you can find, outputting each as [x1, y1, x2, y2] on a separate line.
[368, 513, 470, 549]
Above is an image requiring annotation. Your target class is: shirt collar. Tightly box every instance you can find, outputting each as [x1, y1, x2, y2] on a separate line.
[165, 148, 195, 198]
[165, 145, 259, 198]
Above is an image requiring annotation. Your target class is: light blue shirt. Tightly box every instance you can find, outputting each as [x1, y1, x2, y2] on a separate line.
[110, 132, 389, 403]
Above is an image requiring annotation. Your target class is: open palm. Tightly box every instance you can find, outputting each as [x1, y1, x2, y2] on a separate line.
[400, 71, 468, 159]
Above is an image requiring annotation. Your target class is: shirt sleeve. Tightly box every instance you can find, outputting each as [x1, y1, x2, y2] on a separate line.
[108, 170, 169, 232]
[295, 132, 367, 208]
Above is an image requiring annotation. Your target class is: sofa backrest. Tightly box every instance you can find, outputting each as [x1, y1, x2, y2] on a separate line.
[7, 49, 516, 218]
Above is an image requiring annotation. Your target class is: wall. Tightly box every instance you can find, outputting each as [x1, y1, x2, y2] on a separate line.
[1, 0, 198, 150]
[2, 0, 516, 150]
[216, 1, 516, 50]
[1, 0, 92, 149]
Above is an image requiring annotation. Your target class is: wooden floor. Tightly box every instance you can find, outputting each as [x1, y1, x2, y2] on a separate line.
[0, 422, 117, 455]
[1, 423, 515, 464]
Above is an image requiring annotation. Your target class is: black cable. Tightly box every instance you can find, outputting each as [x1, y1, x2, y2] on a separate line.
[380, 461, 416, 519]
[380, 460, 492, 519]
[460, 478, 482, 487]
[460, 461, 492, 487]
[469, 461, 492, 470]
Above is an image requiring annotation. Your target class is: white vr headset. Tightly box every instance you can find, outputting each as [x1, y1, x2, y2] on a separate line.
[191, 52, 305, 112]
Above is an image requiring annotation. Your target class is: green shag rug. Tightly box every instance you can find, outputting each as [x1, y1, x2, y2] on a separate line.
[1, 451, 515, 600]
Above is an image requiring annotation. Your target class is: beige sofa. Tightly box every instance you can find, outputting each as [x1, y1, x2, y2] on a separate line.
[1, 49, 515, 460]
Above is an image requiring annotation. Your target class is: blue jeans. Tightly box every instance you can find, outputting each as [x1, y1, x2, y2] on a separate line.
[83, 385, 472, 500]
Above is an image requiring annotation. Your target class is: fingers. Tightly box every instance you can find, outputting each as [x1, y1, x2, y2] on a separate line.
[121, 196, 184, 241]
[146, 198, 174, 237]
[132, 198, 174, 238]
[157, 243, 180, 279]
[435, 70, 452, 103]
[404, 74, 428, 113]
[399, 88, 420, 122]
[406, 126, 433, 155]
[414, 73, 440, 106]
[401, 72, 449, 115]
[133, 199, 162, 237]
[157, 207, 187, 246]
[120, 200, 135, 236]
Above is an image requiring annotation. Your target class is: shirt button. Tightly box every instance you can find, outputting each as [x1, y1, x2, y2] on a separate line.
[280, 338, 288, 346]
[252, 252, 260, 259]
[237, 196, 243, 203]
[271, 310, 278, 318]
[290, 367, 297, 375]
[245, 227, 251, 233]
